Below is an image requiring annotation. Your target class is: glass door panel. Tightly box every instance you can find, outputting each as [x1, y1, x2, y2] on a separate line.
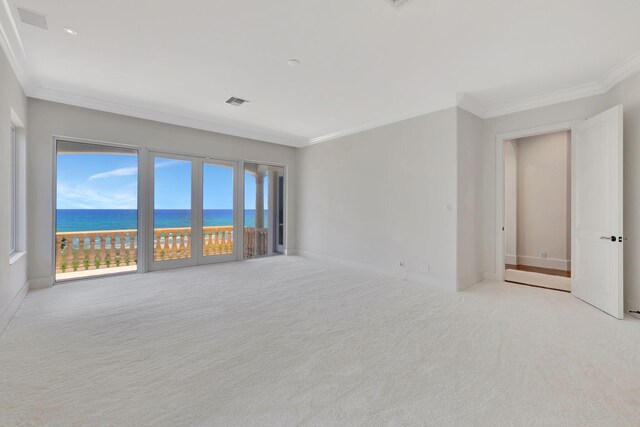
[244, 163, 285, 259]
[55, 140, 139, 281]
[202, 162, 235, 260]
[152, 156, 193, 267]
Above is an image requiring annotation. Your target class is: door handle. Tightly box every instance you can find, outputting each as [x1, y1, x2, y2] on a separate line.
[601, 236, 617, 242]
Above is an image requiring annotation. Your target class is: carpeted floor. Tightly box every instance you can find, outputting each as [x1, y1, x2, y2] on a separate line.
[1, 256, 639, 426]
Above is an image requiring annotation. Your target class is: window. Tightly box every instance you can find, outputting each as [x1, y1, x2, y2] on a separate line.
[9, 126, 17, 256]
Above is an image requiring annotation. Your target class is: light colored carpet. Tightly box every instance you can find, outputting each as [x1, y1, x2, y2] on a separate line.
[1, 256, 639, 426]
[505, 269, 572, 292]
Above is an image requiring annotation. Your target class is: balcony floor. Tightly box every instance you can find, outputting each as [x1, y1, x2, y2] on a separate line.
[56, 265, 137, 281]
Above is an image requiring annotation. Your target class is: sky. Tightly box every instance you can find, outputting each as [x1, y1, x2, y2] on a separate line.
[56, 153, 266, 210]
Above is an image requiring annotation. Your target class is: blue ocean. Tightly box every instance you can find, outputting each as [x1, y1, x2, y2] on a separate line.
[56, 209, 262, 232]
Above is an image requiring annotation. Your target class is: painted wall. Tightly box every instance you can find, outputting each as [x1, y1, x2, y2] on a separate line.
[27, 99, 297, 287]
[0, 47, 28, 332]
[296, 108, 459, 290]
[482, 71, 640, 312]
[456, 108, 485, 289]
[514, 131, 571, 270]
[608, 72, 640, 313]
[504, 140, 517, 264]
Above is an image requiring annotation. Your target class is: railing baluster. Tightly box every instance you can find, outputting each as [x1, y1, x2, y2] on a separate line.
[56, 234, 63, 273]
[88, 233, 96, 270]
[129, 232, 137, 264]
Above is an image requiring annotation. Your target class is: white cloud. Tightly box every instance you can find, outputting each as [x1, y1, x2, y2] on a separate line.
[57, 182, 137, 209]
[87, 159, 180, 181]
[88, 166, 137, 181]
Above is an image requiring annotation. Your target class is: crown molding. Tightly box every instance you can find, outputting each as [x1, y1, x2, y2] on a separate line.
[29, 86, 307, 147]
[482, 51, 640, 118]
[0, 0, 34, 92]
[307, 98, 457, 145]
[1, 0, 639, 147]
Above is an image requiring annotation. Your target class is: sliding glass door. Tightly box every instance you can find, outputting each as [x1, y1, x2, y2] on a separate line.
[151, 154, 195, 270]
[149, 153, 238, 270]
[202, 160, 237, 263]
[55, 140, 139, 281]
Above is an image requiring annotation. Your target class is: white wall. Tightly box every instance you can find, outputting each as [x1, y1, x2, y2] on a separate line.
[296, 108, 459, 290]
[0, 47, 28, 332]
[483, 71, 640, 312]
[456, 108, 485, 289]
[608, 72, 640, 313]
[515, 131, 570, 270]
[504, 140, 517, 264]
[27, 99, 297, 287]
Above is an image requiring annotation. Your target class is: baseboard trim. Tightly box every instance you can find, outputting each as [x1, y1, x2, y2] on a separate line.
[29, 276, 54, 289]
[505, 254, 517, 265]
[0, 280, 28, 336]
[484, 272, 500, 281]
[515, 255, 570, 271]
[457, 271, 485, 291]
[296, 250, 453, 291]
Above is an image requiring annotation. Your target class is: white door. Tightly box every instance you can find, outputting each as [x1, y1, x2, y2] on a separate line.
[572, 105, 624, 319]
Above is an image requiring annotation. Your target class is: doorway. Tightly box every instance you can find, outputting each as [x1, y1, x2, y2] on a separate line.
[243, 163, 286, 258]
[503, 131, 571, 292]
[495, 106, 624, 319]
[54, 140, 140, 281]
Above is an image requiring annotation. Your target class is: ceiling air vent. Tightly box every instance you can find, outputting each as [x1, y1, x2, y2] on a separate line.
[387, 0, 412, 8]
[17, 7, 48, 30]
[226, 97, 249, 107]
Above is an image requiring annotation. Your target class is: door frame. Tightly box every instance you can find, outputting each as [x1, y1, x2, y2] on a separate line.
[52, 136, 145, 283]
[494, 120, 582, 282]
[147, 152, 243, 271]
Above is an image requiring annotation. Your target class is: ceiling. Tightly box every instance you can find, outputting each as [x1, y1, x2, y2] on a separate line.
[2, 0, 640, 147]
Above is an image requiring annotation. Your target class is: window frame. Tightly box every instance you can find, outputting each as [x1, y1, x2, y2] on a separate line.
[9, 125, 17, 257]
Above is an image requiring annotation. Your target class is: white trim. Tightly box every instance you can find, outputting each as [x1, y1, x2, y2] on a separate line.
[0, 279, 28, 336]
[308, 99, 456, 145]
[0, 0, 34, 92]
[296, 250, 452, 291]
[28, 276, 53, 289]
[1, 0, 639, 147]
[494, 120, 582, 282]
[484, 52, 640, 118]
[504, 254, 517, 265]
[8, 251, 25, 265]
[513, 255, 571, 271]
[457, 272, 485, 291]
[30, 86, 307, 148]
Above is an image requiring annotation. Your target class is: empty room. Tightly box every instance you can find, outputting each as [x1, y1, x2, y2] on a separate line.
[1, 1, 640, 425]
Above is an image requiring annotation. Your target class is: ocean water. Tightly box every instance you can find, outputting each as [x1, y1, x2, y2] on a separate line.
[56, 209, 263, 232]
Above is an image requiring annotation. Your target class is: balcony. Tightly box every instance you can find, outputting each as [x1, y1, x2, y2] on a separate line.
[55, 226, 269, 280]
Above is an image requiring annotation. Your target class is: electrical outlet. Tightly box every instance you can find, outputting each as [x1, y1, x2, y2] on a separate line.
[420, 264, 430, 273]
[541, 251, 547, 259]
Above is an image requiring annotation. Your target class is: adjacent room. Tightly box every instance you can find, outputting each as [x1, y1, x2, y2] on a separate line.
[1, 1, 640, 425]
[503, 131, 572, 292]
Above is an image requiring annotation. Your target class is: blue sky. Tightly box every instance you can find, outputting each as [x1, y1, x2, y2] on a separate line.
[57, 153, 266, 210]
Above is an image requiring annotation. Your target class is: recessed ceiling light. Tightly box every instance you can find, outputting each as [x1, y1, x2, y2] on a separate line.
[287, 59, 301, 66]
[63, 27, 77, 35]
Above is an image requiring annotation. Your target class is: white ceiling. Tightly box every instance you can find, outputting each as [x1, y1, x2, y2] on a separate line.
[2, 0, 640, 147]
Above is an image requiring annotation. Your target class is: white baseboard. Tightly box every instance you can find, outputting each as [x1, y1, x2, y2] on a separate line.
[296, 250, 454, 291]
[29, 276, 54, 289]
[457, 272, 485, 291]
[0, 280, 28, 335]
[515, 255, 570, 271]
[505, 254, 517, 265]
[484, 272, 500, 281]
